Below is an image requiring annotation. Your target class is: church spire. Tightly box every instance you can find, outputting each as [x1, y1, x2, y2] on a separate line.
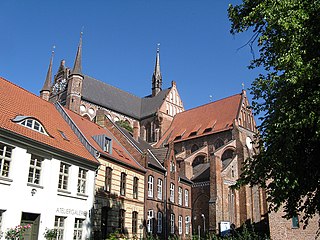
[40, 47, 54, 101]
[72, 31, 83, 75]
[152, 43, 162, 97]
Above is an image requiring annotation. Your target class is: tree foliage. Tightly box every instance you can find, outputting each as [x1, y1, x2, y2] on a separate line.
[228, 0, 320, 225]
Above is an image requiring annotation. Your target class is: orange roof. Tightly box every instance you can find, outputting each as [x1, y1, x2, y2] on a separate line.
[157, 93, 242, 146]
[65, 108, 145, 172]
[0, 77, 99, 165]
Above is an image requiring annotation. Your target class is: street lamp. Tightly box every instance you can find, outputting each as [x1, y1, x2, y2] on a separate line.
[201, 214, 206, 237]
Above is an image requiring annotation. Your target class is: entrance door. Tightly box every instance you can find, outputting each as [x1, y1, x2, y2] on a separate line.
[21, 212, 40, 240]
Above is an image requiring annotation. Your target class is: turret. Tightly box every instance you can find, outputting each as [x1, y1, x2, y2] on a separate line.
[40, 49, 54, 101]
[66, 32, 84, 114]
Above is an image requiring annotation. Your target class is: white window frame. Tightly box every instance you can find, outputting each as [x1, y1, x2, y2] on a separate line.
[0, 142, 13, 178]
[28, 154, 43, 185]
[185, 216, 190, 235]
[54, 216, 66, 240]
[18, 118, 47, 135]
[77, 168, 87, 194]
[157, 211, 162, 233]
[58, 162, 70, 190]
[178, 215, 183, 235]
[147, 210, 154, 233]
[157, 178, 163, 200]
[170, 213, 175, 234]
[73, 218, 84, 240]
[170, 183, 175, 203]
[185, 189, 189, 207]
[148, 175, 154, 198]
[178, 187, 182, 206]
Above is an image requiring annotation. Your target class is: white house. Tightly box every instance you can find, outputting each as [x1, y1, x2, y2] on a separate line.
[0, 77, 100, 240]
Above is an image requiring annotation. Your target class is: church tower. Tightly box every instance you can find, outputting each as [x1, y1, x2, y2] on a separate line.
[66, 32, 84, 114]
[152, 44, 162, 97]
[40, 50, 54, 101]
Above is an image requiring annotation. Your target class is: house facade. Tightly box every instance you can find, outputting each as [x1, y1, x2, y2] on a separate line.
[0, 77, 99, 240]
[95, 110, 193, 239]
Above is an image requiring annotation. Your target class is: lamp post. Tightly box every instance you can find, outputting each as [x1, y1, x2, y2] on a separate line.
[201, 214, 206, 237]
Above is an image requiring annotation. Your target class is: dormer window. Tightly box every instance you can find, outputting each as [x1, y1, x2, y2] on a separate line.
[12, 116, 48, 135]
[92, 134, 112, 154]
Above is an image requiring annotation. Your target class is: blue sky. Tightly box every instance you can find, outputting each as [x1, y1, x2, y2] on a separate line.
[0, 1, 259, 111]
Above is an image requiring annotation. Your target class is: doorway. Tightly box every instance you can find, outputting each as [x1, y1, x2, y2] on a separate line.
[20, 212, 40, 240]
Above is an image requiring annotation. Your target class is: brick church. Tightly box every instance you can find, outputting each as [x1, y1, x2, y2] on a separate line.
[39, 34, 269, 237]
[40, 34, 183, 145]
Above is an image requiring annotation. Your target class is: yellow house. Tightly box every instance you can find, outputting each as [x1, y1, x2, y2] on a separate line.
[65, 108, 146, 239]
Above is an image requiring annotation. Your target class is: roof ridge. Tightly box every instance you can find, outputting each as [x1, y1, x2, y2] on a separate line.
[84, 75, 142, 100]
[178, 92, 242, 114]
[0, 76, 54, 104]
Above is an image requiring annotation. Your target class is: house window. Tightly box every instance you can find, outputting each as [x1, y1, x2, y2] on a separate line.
[157, 211, 162, 233]
[18, 118, 47, 135]
[105, 167, 112, 192]
[54, 216, 66, 240]
[292, 215, 299, 228]
[178, 215, 183, 235]
[185, 216, 190, 235]
[0, 143, 13, 177]
[132, 211, 138, 235]
[157, 178, 163, 200]
[73, 218, 84, 240]
[104, 138, 111, 153]
[58, 163, 70, 190]
[148, 175, 154, 198]
[77, 168, 87, 194]
[178, 187, 182, 205]
[120, 172, 126, 196]
[170, 213, 175, 234]
[147, 210, 154, 233]
[185, 189, 189, 207]
[119, 209, 125, 233]
[133, 177, 138, 199]
[28, 154, 43, 185]
[170, 183, 175, 203]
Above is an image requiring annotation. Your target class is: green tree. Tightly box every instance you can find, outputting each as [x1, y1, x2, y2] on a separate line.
[228, 0, 320, 225]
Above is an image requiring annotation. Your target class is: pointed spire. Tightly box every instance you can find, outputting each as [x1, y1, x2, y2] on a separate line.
[152, 43, 162, 97]
[72, 31, 83, 75]
[154, 43, 161, 76]
[41, 47, 55, 92]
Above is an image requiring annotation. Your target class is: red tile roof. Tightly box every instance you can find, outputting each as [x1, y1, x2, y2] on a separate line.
[64, 108, 145, 172]
[0, 77, 98, 165]
[157, 93, 242, 146]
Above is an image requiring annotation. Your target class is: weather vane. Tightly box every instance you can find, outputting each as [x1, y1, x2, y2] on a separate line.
[242, 82, 245, 90]
[157, 43, 160, 52]
[209, 95, 213, 102]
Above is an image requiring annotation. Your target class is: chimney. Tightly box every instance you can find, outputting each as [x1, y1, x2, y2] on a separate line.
[133, 121, 140, 141]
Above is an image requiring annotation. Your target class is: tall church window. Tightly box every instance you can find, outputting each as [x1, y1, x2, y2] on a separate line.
[214, 139, 224, 150]
[191, 144, 199, 153]
[192, 155, 205, 168]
